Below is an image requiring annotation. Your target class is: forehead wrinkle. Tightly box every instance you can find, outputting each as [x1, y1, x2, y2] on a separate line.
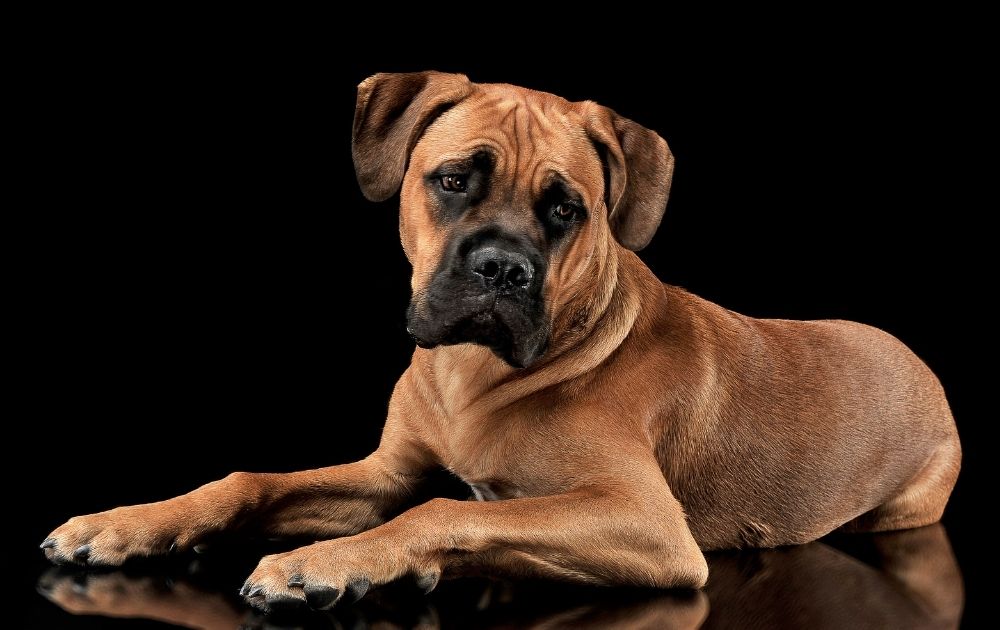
[418, 96, 516, 172]
[534, 163, 601, 209]
[480, 96, 519, 139]
[480, 97, 532, 201]
[424, 88, 602, 208]
[427, 138, 505, 169]
[494, 99, 518, 126]
[480, 92, 517, 112]
[522, 101, 599, 201]
[516, 105, 536, 197]
[475, 98, 524, 179]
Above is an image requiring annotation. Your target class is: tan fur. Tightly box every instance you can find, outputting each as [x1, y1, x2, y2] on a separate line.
[43, 72, 960, 611]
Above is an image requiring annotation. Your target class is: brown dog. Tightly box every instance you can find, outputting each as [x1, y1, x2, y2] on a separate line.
[41, 72, 961, 612]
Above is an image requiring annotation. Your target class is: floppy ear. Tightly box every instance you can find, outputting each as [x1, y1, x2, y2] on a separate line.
[352, 71, 473, 202]
[584, 104, 675, 251]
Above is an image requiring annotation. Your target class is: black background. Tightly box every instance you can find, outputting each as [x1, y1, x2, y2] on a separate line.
[17, 23, 988, 627]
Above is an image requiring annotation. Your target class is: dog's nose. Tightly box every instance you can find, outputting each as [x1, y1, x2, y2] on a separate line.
[468, 246, 534, 291]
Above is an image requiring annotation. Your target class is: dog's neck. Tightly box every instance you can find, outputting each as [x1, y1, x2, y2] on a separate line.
[414, 241, 662, 417]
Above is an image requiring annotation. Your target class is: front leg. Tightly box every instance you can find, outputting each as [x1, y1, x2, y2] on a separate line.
[243, 480, 707, 611]
[41, 453, 414, 566]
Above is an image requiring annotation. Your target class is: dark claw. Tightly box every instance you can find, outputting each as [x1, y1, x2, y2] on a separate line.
[73, 544, 91, 562]
[304, 584, 341, 609]
[287, 574, 305, 588]
[40, 538, 57, 550]
[347, 578, 370, 602]
[239, 580, 252, 596]
[193, 543, 208, 554]
[169, 541, 178, 553]
[248, 585, 265, 598]
[416, 571, 440, 594]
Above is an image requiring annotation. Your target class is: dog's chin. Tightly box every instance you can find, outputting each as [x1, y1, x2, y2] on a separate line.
[407, 307, 548, 369]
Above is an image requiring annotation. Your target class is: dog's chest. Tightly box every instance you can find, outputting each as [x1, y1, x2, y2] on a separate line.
[437, 407, 559, 501]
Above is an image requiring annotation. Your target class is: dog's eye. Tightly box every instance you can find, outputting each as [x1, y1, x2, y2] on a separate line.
[440, 174, 467, 193]
[553, 202, 578, 220]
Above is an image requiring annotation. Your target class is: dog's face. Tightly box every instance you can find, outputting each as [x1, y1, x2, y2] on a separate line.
[352, 72, 674, 368]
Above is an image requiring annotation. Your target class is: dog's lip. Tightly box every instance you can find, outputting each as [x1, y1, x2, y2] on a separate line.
[407, 291, 543, 355]
[408, 305, 504, 348]
[407, 302, 548, 369]
[406, 325, 437, 348]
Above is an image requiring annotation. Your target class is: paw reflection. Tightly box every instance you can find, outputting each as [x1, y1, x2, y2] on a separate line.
[37, 524, 962, 629]
[37, 568, 253, 628]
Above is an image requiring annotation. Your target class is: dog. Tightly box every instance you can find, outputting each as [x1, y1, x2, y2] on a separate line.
[41, 72, 961, 612]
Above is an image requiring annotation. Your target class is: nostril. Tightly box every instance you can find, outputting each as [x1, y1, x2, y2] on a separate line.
[507, 266, 529, 287]
[481, 260, 500, 279]
[469, 247, 534, 289]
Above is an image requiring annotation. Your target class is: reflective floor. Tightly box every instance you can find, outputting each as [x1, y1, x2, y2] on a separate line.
[34, 524, 962, 629]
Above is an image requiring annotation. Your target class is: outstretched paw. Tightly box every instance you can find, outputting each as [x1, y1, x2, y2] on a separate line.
[241, 536, 440, 612]
[41, 503, 198, 566]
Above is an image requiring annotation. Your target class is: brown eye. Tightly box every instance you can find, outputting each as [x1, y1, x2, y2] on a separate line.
[440, 174, 467, 192]
[554, 202, 577, 220]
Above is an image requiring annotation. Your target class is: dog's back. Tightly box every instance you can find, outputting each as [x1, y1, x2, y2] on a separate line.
[634, 271, 960, 549]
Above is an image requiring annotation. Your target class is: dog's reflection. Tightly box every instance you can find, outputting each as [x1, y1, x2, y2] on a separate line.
[38, 524, 962, 629]
[37, 568, 253, 628]
[702, 524, 963, 629]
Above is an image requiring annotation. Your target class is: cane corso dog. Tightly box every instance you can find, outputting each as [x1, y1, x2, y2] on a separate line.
[42, 72, 961, 612]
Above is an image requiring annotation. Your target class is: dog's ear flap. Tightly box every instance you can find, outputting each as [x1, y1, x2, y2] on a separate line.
[352, 71, 473, 202]
[584, 104, 674, 251]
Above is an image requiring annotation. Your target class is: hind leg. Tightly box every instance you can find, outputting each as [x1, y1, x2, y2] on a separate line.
[843, 435, 961, 533]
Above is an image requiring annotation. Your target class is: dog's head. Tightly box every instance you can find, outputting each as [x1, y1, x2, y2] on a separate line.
[352, 72, 673, 368]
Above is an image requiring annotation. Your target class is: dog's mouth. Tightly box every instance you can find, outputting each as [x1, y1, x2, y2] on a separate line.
[406, 294, 548, 369]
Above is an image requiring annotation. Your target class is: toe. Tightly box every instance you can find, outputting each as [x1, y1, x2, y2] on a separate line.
[72, 544, 91, 563]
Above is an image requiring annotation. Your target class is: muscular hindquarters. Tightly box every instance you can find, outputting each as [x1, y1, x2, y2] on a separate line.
[647, 288, 959, 550]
